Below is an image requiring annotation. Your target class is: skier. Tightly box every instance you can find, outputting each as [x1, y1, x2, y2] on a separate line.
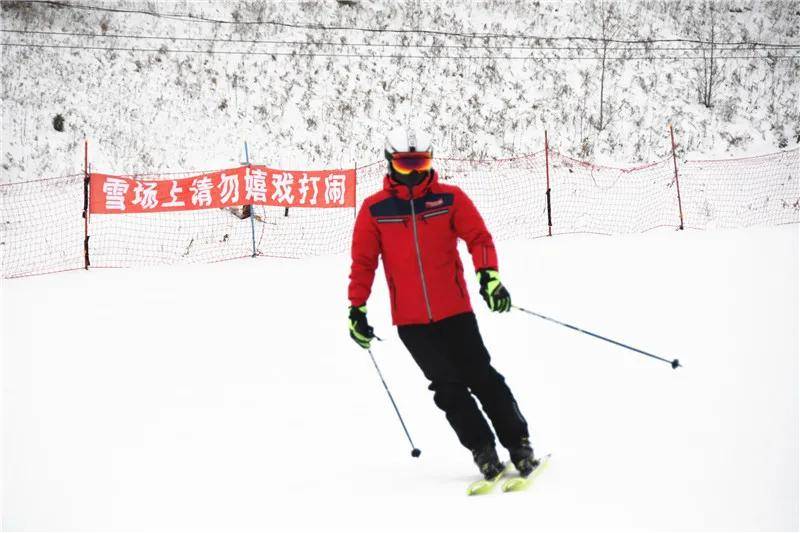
[347, 127, 537, 480]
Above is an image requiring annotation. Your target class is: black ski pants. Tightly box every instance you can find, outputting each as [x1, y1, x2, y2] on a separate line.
[397, 312, 529, 452]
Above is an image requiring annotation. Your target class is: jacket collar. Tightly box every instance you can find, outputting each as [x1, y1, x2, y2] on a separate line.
[383, 171, 438, 200]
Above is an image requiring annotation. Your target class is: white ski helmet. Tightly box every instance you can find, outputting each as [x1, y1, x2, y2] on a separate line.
[384, 127, 434, 186]
[384, 126, 433, 157]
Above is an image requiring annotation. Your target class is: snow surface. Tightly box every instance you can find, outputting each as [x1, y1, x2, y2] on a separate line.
[2, 224, 797, 531]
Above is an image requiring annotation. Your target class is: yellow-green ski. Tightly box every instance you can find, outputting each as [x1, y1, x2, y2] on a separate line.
[466, 464, 509, 496]
[501, 453, 551, 493]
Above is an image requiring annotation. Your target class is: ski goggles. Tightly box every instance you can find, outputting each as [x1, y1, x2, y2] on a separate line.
[390, 152, 433, 175]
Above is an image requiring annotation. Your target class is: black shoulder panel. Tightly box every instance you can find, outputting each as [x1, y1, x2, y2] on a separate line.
[369, 192, 455, 218]
[369, 196, 410, 217]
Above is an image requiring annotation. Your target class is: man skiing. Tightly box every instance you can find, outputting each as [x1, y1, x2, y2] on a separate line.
[347, 127, 537, 481]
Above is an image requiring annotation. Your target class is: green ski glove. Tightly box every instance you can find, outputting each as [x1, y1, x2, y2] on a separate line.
[349, 305, 375, 349]
[477, 269, 512, 313]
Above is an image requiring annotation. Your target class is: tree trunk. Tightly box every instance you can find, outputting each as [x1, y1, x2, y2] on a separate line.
[708, 11, 715, 108]
[701, 1, 716, 108]
[599, 41, 607, 130]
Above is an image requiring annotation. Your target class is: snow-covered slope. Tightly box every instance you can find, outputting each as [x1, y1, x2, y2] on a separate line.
[1, 0, 798, 183]
[2, 224, 797, 531]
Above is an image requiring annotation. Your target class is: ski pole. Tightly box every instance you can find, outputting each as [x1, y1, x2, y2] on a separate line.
[513, 305, 682, 370]
[366, 347, 422, 458]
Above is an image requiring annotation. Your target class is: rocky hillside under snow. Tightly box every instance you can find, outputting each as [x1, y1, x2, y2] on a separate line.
[1, 0, 798, 183]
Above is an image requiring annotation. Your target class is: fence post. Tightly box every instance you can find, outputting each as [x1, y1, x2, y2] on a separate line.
[669, 123, 685, 230]
[244, 141, 257, 257]
[83, 139, 90, 269]
[545, 130, 553, 237]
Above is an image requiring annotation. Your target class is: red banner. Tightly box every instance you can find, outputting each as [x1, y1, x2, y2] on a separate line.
[89, 165, 356, 214]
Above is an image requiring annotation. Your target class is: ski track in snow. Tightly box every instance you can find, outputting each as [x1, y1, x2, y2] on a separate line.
[2, 225, 797, 531]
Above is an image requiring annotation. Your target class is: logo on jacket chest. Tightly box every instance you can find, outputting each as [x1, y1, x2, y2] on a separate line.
[425, 199, 444, 209]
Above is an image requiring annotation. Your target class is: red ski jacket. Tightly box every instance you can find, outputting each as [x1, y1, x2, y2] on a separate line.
[348, 171, 498, 326]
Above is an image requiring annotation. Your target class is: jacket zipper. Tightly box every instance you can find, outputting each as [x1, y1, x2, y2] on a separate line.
[409, 196, 434, 322]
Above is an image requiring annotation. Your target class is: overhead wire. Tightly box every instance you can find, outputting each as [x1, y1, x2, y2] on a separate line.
[1, 28, 798, 52]
[3, 41, 798, 61]
[16, 0, 800, 48]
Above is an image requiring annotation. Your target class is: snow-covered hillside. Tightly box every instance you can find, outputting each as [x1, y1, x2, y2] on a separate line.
[2, 225, 797, 531]
[1, 0, 798, 183]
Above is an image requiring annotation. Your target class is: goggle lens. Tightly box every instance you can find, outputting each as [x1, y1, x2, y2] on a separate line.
[391, 152, 432, 175]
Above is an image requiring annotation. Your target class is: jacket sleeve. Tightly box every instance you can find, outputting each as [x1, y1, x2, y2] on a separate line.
[348, 201, 381, 307]
[452, 187, 498, 272]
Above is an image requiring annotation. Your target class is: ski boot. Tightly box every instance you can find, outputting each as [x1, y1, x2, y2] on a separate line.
[509, 437, 540, 477]
[472, 443, 505, 480]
